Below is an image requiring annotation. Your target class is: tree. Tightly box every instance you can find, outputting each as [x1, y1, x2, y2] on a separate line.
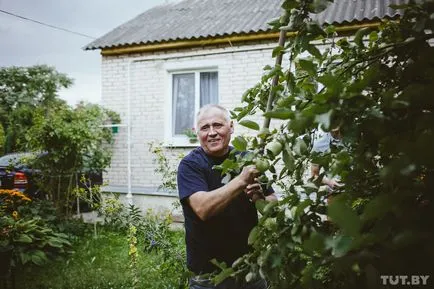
[25, 101, 120, 214]
[215, 1, 434, 288]
[0, 65, 72, 154]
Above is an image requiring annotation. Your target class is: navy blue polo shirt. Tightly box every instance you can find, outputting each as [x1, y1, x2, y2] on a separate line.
[177, 147, 271, 274]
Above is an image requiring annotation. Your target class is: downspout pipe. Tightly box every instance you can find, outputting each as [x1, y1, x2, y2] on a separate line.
[126, 60, 133, 205]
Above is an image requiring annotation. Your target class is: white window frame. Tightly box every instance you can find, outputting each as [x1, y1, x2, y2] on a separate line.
[164, 59, 222, 147]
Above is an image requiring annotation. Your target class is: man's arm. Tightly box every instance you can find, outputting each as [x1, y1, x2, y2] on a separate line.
[188, 165, 259, 221]
[311, 163, 342, 189]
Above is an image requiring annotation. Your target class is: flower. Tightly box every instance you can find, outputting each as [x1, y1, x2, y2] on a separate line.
[0, 190, 31, 252]
[184, 127, 198, 143]
[0, 189, 31, 210]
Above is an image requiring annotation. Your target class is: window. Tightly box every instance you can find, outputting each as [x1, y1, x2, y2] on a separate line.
[172, 71, 218, 137]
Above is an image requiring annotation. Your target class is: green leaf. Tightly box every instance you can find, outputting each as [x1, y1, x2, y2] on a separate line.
[308, 0, 330, 13]
[361, 195, 394, 222]
[272, 46, 285, 58]
[48, 239, 64, 248]
[298, 59, 317, 76]
[232, 136, 247, 151]
[302, 182, 318, 194]
[295, 199, 313, 218]
[239, 120, 260, 131]
[282, 147, 296, 172]
[214, 267, 234, 285]
[264, 109, 294, 120]
[303, 231, 325, 254]
[306, 44, 322, 59]
[248, 226, 260, 245]
[267, 17, 281, 29]
[15, 234, 33, 243]
[327, 234, 353, 257]
[354, 27, 371, 47]
[255, 199, 267, 214]
[369, 31, 378, 42]
[263, 200, 279, 215]
[281, 0, 297, 10]
[314, 110, 332, 130]
[328, 195, 361, 237]
[324, 25, 336, 34]
[301, 263, 314, 286]
[31, 251, 48, 266]
[293, 138, 308, 156]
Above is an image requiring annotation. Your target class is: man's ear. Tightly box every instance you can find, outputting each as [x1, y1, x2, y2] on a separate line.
[230, 121, 234, 134]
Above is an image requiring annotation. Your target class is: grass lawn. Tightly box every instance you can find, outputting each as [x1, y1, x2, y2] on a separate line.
[13, 229, 188, 289]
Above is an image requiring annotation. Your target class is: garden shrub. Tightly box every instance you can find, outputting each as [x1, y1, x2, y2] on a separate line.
[0, 190, 73, 267]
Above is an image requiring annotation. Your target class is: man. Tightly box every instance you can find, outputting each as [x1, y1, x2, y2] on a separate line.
[177, 104, 277, 289]
[311, 126, 343, 190]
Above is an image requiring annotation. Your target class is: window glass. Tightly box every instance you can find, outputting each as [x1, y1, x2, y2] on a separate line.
[172, 73, 195, 135]
[171, 71, 218, 137]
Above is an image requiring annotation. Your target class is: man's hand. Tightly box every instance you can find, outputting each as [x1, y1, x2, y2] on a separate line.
[323, 177, 343, 189]
[244, 181, 265, 202]
[238, 165, 260, 187]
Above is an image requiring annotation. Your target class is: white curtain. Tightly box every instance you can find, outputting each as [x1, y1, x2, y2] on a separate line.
[173, 73, 195, 135]
[200, 72, 218, 106]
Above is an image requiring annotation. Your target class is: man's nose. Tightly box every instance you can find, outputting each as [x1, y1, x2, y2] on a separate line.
[208, 126, 217, 135]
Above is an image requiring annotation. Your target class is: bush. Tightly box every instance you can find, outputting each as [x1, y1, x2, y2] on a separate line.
[0, 190, 73, 267]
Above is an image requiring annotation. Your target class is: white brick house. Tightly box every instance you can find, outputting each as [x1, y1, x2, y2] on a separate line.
[84, 0, 403, 214]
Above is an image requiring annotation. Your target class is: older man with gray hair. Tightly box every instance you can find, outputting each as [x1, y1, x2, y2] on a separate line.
[177, 104, 276, 289]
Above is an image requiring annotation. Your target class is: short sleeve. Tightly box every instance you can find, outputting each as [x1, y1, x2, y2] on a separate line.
[312, 132, 331, 153]
[263, 184, 274, 196]
[177, 159, 209, 204]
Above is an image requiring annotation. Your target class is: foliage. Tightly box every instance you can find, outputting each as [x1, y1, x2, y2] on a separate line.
[14, 229, 188, 289]
[72, 175, 104, 213]
[0, 189, 31, 251]
[0, 190, 72, 267]
[94, 195, 190, 288]
[0, 65, 72, 154]
[128, 225, 140, 289]
[183, 127, 198, 143]
[25, 101, 119, 214]
[217, 1, 434, 288]
[148, 142, 184, 191]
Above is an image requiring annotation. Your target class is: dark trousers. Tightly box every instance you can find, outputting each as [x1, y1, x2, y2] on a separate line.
[189, 277, 267, 289]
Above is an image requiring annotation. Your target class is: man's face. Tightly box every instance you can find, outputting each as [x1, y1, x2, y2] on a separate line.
[196, 108, 233, 157]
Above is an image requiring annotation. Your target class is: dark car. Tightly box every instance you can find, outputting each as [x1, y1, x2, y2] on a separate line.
[0, 152, 41, 197]
[0, 153, 103, 210]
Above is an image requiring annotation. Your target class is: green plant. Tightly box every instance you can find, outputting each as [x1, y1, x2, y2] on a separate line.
[1, 189, 32, 252]
[128, 224, 139, 289]
[14, 229, 188, 289]
[215, 0, 434, 288]
[0, 190, 72, 267]
[148, 141, 184, 191]
[0, 65, 73, 154]
[25, 101, 119, 216]
[183, 127, 198, 143]
[72, 174, 104, 212]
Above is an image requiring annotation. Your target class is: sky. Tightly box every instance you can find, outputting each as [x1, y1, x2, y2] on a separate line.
[0, 0, 168, 106]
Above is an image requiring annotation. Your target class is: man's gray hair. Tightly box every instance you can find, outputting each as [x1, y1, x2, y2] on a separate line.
[196, 104, 231, 127]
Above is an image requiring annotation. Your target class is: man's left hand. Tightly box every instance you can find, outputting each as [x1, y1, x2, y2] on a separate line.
[244, 181, 265, 202]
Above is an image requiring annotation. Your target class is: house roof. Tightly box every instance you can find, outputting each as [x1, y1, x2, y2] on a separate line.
[84, 0, 405, 51]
